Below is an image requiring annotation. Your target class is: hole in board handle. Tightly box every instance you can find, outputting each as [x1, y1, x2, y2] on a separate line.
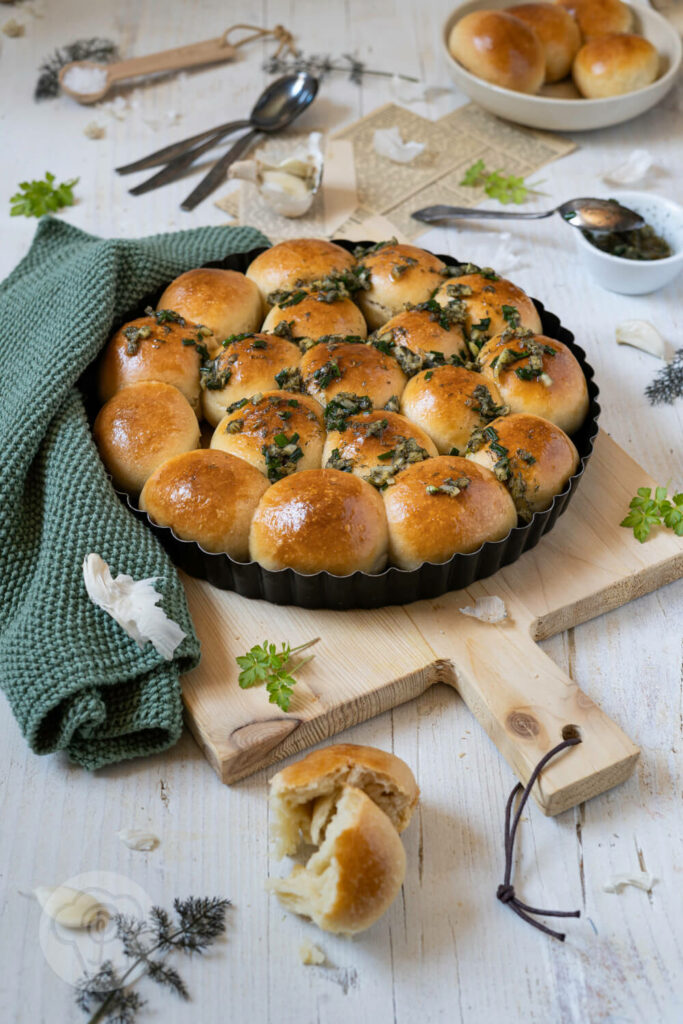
[562, 724, 582, 741]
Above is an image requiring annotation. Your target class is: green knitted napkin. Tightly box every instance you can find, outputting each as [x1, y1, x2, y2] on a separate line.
[0, 217, 269, 769]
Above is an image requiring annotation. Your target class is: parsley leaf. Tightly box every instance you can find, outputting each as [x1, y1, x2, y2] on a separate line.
[620, 485, 683, 542]
[10, 172, 79, 217]
[236, 638, 319, 711]
[459, 161, 542, 206]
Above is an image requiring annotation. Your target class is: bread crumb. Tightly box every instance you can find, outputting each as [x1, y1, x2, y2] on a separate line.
[3, 18, 25, 36]
[299, 941, 326, 965]
[84, 121, 106, 140]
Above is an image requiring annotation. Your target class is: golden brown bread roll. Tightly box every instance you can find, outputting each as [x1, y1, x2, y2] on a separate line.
[98, 312, 202, 411]
[383, 456, 518, 570]
[261, 290, 367, 341]
[323, 410, 438, 487]
[268, 785, 406, 935]
[94, 381, 200, 494]
[355, 242, 447, 329]
[573, 34, 659, 98]
[373, 306, 468, 369]
[300, 338, 406, 409]
[246, 239, 357, 309]
[210, 390, 325, 481]
[466, 412, 579, 519]
[478, 330, 589, 435]
[249, 468, 389, 575]
[508, 3, 581, 81]
[433, 272, 542, 353]
[140, 449, 269, 558]
[448, 11, 546, 94]
[400, 365, 509, 455]
[200, 333, 302, 427]
[556, 0, 632, 41]
[270, 743, 419, 858]
[156, 268, 263, 348]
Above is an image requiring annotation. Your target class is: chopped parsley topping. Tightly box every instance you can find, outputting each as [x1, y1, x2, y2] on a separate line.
[268, 289, 308, 308]
[225, 419, 244, 434]
[469, 384, 509, 421]
[251, 338, 267, 349]
[323, 392, 373, 431]
[326, 448, 354, 473]
[225, 397, 249, 414]
[517, 448, 537, 464]
[200, 355, 232, 391]
[390, 256, 418, 279]
[366, 436, 431, 490]
[412, 296, 466, 332]
[122, 324, 151, 355]
[274, 366, 303, 392]
[261, 432, 304, 482]
[144, 306, 186, 330]
[426, 476, 470, 496]
[352, 238, 396, 259]
[222, 332, 254, 347]
[384, 395, 400, 413]
[311, 360, 342, 389]
[501, 304, 521, 327]
[272, 321, 295, 339]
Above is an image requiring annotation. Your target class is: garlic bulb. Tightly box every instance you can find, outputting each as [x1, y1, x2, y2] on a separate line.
[34, 886, 109, 929]
[229, 132, 324, 218]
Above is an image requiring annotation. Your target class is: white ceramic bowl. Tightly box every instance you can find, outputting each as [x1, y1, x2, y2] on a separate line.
[442, 1, 681, 131]
[573, 191, 683, 294]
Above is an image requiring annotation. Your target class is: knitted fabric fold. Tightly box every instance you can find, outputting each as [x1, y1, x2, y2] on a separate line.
[0, 218, 269, 769]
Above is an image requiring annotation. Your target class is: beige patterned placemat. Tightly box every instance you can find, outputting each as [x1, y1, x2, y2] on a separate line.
[216, 102, 575, 242]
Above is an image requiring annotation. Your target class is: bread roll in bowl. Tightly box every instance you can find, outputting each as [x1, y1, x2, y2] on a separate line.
[383, 456, 518, 570]
[201, 333, 302, 427]
[508, 3, 581, 82]
[270, 743, 419, 858]
[556, 0, 632, 41]
[246, 238, 357, 309]
[261, 290, 367, 342]
[573, 34, 659, 98]
[300, 338, 406, 409]
[94, 381, 200, 494]
[268, 785, 406, 935]
[210, 390, 325, 481]
[466, 412, 579, 519]
[323, 410, 438, 487]
[140, 449, 269, 559]
[400, 365, 509, 455]
[249, 468, 389, 575]
[448, 11, 546, 94]
[478, 330, 589, 435]
[157, 268, 262, 349]
[433, 273, 542, 352]
[374, 307, 467, 367]
[355, 242, 446, 330]
[98, 312, 202, 411]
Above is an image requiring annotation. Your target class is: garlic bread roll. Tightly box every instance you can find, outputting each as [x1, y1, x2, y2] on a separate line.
[374, 306, 468, 368]
[323, 410, 438, 488]
[300, 338, 406, 409]
[508, 3, 581, 82]
[200, 333, 302, 427]
[448, 11, 546, 93]
[355, 241, 447, 329]
[556, 0, 633, 41]
[433, 272, 542, 354]
[261, 290, 367, 341]
[246, 238, 357, 310]
[157, 268, 263, 349]
[573, 34, 659, 98]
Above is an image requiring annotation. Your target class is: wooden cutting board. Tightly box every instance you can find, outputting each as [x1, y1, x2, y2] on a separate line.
[180, 431, 683, 815]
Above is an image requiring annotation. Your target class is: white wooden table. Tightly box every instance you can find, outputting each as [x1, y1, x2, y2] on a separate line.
[1, 3, 682, 1022]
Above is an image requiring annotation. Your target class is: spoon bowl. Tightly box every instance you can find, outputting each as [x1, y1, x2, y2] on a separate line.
[58, 60, 112, 104]
[250, 72, 319, 132]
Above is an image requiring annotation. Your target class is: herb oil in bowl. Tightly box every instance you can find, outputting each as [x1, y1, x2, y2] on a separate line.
[583, 223, 672, 261]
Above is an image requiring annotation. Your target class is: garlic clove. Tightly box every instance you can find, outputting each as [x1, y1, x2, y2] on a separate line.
[616, 320, 673, 361]
[34, 886, 109, 929]
[262, 170, 311, 199]
[603, 870, 655, 894]
[459, 596, 508, 623]
[117, 828, 160, 852]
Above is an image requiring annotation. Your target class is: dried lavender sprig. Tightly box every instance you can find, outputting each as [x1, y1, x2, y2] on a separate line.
[263, 52, 419, 84]
[645, 348, 683, 405]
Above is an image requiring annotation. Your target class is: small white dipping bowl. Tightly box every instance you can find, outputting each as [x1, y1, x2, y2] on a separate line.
[572, 191, 683, 295]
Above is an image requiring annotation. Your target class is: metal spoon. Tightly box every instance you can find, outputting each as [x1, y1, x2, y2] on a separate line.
[126, 72, 318, 198]
[412, 198, 645, 233]
[180, 72, 318, 211]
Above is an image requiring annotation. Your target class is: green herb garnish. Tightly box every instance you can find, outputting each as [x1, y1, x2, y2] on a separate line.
[236, 638, 319, 710]
[122, 324, 151, 355]
[426, 476, 470, 496]
[323, 392, 373, 431]
[620, 485, 683, 542]
[10, 172, 78, 218]
[460, 159, 541, 205]
[312, 360, 342, 389]
[274, 366, 303, 392]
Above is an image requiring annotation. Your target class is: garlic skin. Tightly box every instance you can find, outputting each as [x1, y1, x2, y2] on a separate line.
[117, 828, 160, 851]
[82, 553, 186, 661]
[616, 320, 673, 361]
[229, 132, 323, 218]
[603, 871, 655, 894]
[459, 596, 508, 624]
[34, 886, 109, 929]
[373, 126, 425, 164]
[602, 149, 656, 186]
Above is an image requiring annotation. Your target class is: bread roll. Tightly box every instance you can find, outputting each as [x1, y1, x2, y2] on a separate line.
[300, 338, 406, 409]
[323, 410, 438, 487]
[157, 268, 262, 348]
[466, 412, 579, 519]
[200, 333, 302, 427]
[433, 273, 542, 353]
[268, 785, 406, 935]
[140, 449, 269, 558]
[556, 0, 632, 41]
[374, 307, 468, 368]
[246, 239, 357, 309]
[270, 743, 420, 857]
[261, 290, 367, 341]
[249, 469, 389, 575]
[94, 381, 200, 494]
[573, 34, 659, 98]
[400, 365, 509, 455]
[383, 456, 517, 570]
[508, 3, 581, 82]
[355, 242, 446, 329]
[210, 390, 325, 481]
[478, 330, 589, 434]
[448, 11, 545, 94]
[98, 312, 202, 411]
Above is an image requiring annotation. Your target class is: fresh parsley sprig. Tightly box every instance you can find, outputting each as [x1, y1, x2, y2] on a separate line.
[620, 485, 683, 542]
[236, 638, 319, 711]
[10, 171, 79, 217]
[460, 159, 542, 206]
